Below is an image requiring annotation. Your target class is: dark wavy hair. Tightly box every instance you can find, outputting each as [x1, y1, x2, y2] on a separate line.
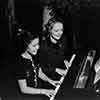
[16, 31, 40, 54]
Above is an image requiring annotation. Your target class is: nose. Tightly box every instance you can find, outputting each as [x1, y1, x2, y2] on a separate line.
[58, 31, 63, 36]
[35, 45, 39, 50]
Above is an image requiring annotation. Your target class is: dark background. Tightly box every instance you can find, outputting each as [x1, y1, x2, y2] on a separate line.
[0, 0, 100, 100]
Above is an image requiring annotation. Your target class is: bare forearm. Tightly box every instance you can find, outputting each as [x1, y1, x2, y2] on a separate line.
[39, 67, 52, 82]
[22, 86, 41, 94]
[22, 86, 51, 95]
[18, 79, 53, 97]
[55, 68, 66, 76]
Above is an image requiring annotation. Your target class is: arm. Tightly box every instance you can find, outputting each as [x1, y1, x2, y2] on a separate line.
[55, 68, 66, 76]
[38, 67, 51, 82]
[38, 67, 60, 87]
[56, 54, 76, 76]
[55, 60, 70, 76]
[17, 79, 55, 97]
[18, 79, 41, 94]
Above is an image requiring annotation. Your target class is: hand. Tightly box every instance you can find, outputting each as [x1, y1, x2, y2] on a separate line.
[42, 89, 55, 98]
[50, 80, 61, 87]
[64, 60, 71, 69]
[56, 68, 66, 76]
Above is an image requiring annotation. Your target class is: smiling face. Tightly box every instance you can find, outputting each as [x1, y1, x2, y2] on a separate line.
[27, 38, 39, 55]
[50, 22, 63, 40]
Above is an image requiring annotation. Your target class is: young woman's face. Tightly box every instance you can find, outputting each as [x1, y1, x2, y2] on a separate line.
[50, 22, 63, 40]
[27, 38, 39, 55]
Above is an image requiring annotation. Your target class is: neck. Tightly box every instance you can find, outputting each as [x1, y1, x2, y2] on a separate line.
[22, 51, 32, 60]
[50, 36, 57, 44]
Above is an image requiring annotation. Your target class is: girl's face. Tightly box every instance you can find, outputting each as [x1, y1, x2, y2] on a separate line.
[27, 38, 39, 55]
[50, 22, 63, 40]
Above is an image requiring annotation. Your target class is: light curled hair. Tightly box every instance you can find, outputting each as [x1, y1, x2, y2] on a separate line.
[45, 17, 64, 32]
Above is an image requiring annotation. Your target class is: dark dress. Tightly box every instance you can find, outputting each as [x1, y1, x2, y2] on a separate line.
[39, 35, 69, 80]
[15, 54, 54, 100]
[15, 54, 55, 88]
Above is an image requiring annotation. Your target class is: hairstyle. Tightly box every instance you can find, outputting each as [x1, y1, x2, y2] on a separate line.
[24, 33, 39, 45]
[45, 17, 64, 33]
[17, 31, 39, 54]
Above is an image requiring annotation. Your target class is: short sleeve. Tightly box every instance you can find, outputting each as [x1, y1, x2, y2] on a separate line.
[15, 55, 29, 80]
[15, 62, 26, 80]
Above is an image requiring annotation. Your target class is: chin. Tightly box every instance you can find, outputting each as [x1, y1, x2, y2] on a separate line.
[55, 37, 61, 40]
[32, 52, 37, 55]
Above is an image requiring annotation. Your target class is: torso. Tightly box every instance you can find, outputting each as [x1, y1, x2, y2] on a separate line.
[15, 53, 39, 88]
[40, 36, 67, 64]
[16, 53, 52, 89]
[39, 35, 68, 79]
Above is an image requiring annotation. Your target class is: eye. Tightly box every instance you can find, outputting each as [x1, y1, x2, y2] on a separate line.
[55, 30, 58, 32]
[54, 29, 58, 32]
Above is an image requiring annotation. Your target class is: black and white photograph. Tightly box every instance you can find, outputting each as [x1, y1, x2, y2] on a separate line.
[0, 0, 100, 100]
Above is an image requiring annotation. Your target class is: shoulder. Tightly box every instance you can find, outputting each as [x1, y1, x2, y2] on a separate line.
[16, 54, 31, 67]
[40, 36, 49, 47]
[61, 35, 67, 42]
[59, 35, 67, 47]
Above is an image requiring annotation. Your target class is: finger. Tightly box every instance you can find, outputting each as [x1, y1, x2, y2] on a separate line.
[53, 83, 57, 87]
[56, 81, 61, 85]
[48, 93, 54, 98]
[51, 83, 56, 87]
[54, 83, 58, 87]
[64, 60, 69, 64]
[46, 93, 52, 98]
[61, 73, 65, 77]
[50, 92, 55, 97]
[48, 94, 51, 98]
[53, 82, 58, 86]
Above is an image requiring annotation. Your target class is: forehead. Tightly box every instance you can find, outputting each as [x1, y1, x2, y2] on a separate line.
[53, 22, 63, 30]
[30, 38, 39, 46]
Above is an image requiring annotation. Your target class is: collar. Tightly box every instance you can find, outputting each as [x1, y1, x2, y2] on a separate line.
[21, 51, 32, 60]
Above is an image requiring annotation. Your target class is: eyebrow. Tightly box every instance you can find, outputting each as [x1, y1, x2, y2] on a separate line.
[32, 43, 39, 46]
[54, 28, 63, 31]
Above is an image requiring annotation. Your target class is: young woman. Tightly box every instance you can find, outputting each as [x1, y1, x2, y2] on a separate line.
[15, 33, 55, 98]
[39, 17, 70, 87]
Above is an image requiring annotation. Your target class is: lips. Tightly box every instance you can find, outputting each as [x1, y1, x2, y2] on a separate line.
[32, 51, 37, 55]
[53, 34, 61, 39]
